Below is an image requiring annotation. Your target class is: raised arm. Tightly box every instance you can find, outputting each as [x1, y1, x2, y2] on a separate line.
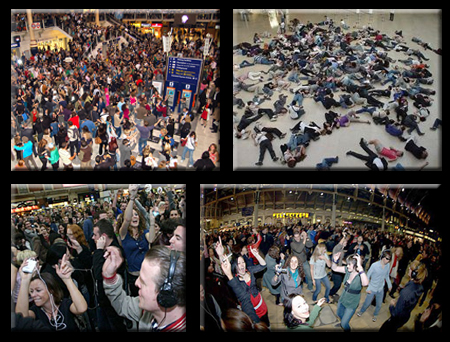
[119, 184, 138, 240]
[56, 254, 88, 315]
[249, 246, 266, 266]
[331, 251, 346, 274]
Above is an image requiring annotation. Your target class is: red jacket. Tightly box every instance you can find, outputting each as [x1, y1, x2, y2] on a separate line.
[157, 104, 167, 117]
[248, 233, 262, 264]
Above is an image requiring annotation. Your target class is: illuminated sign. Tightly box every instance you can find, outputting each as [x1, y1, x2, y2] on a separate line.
[273, 212, 309, 219]
[11, 205, 39, 213]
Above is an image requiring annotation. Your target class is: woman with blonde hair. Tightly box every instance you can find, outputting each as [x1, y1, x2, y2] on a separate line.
[310, 243, 332, 303]
[12, 250, 38, 303]
[385, 246, 403, 302]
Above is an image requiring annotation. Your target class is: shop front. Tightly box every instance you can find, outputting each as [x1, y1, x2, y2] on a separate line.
[129, 22, 162, 38]
[36, 36, 68, 51]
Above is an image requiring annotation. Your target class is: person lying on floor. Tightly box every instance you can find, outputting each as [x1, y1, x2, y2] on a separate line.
[346, 138, 388, 171]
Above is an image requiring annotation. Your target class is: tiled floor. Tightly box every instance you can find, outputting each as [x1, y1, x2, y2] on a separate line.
[233, 10, 442, 170]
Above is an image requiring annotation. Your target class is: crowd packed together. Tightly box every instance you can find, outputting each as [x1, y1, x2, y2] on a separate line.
[201, 222, 442, 331]
[233, 14, 441, 170]
[12, 184, 186, 331]
[11, 11, 220, 170]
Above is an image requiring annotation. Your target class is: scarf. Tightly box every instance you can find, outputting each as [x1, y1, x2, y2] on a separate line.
[290, 268, 299, 288]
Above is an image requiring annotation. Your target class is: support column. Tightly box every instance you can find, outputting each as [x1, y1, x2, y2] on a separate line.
[331, 193, 336, 227]
[96, 9, 100, 26]
[26, 9, 38, 56]
[253, 188, 260, 228]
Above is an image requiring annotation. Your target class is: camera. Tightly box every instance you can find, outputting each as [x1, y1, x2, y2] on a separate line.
[23, 259, 37, 274]
[275, 264, 288, 274]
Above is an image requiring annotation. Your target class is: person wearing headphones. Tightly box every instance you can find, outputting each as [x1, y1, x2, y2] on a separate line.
[331, 252, 369, 331]
[379, 260, 427, 332]
[102, 245, 186, 332]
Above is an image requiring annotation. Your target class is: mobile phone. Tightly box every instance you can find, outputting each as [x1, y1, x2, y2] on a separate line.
[23, 259, 37, 274]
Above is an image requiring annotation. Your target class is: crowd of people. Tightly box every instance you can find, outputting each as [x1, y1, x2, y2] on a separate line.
[200, 221, 442, 331]
[11, 11, 220, 170]
[233, 14, 441, 170]
[11, 184, 186, 331]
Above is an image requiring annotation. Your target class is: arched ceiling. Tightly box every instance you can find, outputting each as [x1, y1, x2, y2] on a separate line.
[201, 184, 442, 230]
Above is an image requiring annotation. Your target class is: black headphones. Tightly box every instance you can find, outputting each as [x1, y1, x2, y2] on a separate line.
[157, 250, 181, 308]
[411, 263, 421, 280]
[380, 249, 391, 261]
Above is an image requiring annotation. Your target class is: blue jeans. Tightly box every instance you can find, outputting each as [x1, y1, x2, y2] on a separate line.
[359, 289, 384, 317]
[181, 146, 195, 166]
[316, 157, 339, 170]
[138, 138, 147, 156]
[313, 275, 331, 302]
[337, 301, 357, 332]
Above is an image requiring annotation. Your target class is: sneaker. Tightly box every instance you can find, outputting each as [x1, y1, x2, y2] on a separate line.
[357, 311, 363, 317]
[372, 316, 377, 322]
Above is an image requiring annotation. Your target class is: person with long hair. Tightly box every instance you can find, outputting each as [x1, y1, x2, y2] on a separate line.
[215, 237, 269, 327]
[283, 294, 326, 329]
[221, 308, 269, 331]
[16, 255, 87, 331]
[119, 184, 150, 296]
[272, 254, 305, 304]
[290, 228, 314, 291]
[310, 243, 332, 304]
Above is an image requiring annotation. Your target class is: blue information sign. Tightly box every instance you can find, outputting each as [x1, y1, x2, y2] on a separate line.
[166, 57, 202, 92]
[165, 57, 203, 112]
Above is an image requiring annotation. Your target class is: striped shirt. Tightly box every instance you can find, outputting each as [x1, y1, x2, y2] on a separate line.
[150, 313, 186, 332]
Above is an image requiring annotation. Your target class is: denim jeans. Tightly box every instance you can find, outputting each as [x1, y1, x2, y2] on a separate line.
[337, 301, 357, 332]
[359, 289, 384, 317]
[312, 275, 331, 302]
[181, 146, 195, 166]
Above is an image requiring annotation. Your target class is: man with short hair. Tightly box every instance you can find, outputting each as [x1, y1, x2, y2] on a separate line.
[102, 245, 186, 331]
[92, 219, 127, 331]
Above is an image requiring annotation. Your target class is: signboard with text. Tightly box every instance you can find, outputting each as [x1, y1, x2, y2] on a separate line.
[165, 57, 203, 112]
[166, 57, 202, 91]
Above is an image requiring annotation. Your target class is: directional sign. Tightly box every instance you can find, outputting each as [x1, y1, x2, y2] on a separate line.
[166, 57, 202, 92]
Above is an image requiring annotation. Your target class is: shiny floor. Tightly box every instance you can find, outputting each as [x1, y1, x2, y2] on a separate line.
[233, 11, 442, 170]
[261, 272, 432, 331]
